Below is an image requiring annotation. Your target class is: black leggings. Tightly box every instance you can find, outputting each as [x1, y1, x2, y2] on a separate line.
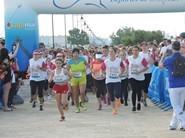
[107, 82, 121, 102]
[8, 83, 17, 106]
[86, 74, 93, 90]
[129, 78, 143, 107]
[94, 79, 106, 98]
[143, 73, 152, 94]
[30, 80, 45, 104]
[121, 79, 129, 102]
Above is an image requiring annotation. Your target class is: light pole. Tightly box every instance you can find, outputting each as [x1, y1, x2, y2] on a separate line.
[51, 14, 55, 49]
[72, 14, 74, 29]
[64, 14, 67, 48]
[77, 15, 79, 29]
[80, 15, 83, 31]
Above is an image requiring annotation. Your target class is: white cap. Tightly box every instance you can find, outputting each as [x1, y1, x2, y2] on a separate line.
[95, 54, 102, 59]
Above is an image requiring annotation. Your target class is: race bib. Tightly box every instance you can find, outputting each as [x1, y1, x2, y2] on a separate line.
[73, 72, 82, 78]
[109, 67, 119, 79]
[94, 72, 103, 79]
[32, 72, 40, 78]
[121, 73, 128, 78]
[55, 76, 64, 83]
[131, 64, 139, 74]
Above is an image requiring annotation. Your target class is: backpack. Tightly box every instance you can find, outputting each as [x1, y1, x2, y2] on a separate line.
[172, 54, 185, 77]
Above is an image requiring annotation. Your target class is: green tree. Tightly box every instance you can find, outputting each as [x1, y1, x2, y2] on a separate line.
[110, 27, 164, 46]
[67, 28, 89, 46]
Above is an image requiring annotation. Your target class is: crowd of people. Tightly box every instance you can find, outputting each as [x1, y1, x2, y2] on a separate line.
[0, 33, 185, 130]
[0, 38, 22, 111]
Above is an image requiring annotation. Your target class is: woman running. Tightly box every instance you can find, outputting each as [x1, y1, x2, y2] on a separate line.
[102, 47, 125, 115]
[49, 58, 70, 121]
[126, 46, 148, 112]
[67, 48, 87, 113]
[28, 51, 46, 111]
[91, 52, 106, 110]
[119, 48, 129, 106]
[140, 42, 154, 107]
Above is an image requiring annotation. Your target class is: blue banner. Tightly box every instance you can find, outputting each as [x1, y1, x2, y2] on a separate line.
[5, 0, 39, 71]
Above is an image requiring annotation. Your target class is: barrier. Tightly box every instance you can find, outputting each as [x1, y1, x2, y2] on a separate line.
[148, 66, 172, 111]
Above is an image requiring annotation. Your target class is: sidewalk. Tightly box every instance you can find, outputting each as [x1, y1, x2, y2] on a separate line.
[0, 82, 184, 138]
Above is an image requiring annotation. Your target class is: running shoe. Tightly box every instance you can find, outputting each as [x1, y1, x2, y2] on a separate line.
[47, 95, 52, 100]
[32, 101, 36, 108]
[40, 105, 43, 111]
[75, 106, 80, 113]
[169, 126, 177, 130]
[137, 103, 141, 111]
[81, 103, 87, 111]
[112, 108, 118, 115]
[132, 106, 136, 112]
[125, 101, 128, 106]
[60, 116, 65, 122]
[98, 104, 102, 110]
[143, 100, 147, 107]
[180, 127, 185, 131]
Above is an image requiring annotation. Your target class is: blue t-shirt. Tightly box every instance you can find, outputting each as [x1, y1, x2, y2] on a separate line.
[164, 52, 185, 88]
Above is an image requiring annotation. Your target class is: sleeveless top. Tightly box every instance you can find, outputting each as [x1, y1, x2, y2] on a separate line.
[53, 68, 68, 83]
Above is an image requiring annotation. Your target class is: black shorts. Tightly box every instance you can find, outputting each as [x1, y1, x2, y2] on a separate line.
[143, 73, 152, 94]
[44, 80, 49, 91]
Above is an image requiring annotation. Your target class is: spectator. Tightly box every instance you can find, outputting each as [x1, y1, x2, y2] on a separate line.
[160, 41, 185, 131]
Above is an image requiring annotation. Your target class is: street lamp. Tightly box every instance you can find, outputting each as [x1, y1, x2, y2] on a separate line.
[51, 14, 55, 49]
[72, 14, 74, 29]
[64, 14, 67, 48]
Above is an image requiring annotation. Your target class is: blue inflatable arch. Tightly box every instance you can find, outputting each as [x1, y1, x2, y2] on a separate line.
[4, 0, 185, 71]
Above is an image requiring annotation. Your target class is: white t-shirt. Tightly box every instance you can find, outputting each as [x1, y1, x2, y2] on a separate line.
[29, 58, 45, 81]
[139, 52, 152, 74]
[160, 46, 167, 56]
[104, 58, 122, 84]
[127, 55, 147, 81]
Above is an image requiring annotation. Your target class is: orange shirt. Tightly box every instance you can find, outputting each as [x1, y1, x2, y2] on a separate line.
[91, 60, 105, 80]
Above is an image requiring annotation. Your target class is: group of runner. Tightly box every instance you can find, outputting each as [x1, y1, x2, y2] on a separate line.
[27, 41, 160, 121]
[1, 36, 185, 130]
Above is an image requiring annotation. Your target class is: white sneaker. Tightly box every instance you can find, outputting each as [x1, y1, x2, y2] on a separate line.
[47, 95, 52, 100]
[169, 125, 177, 130]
